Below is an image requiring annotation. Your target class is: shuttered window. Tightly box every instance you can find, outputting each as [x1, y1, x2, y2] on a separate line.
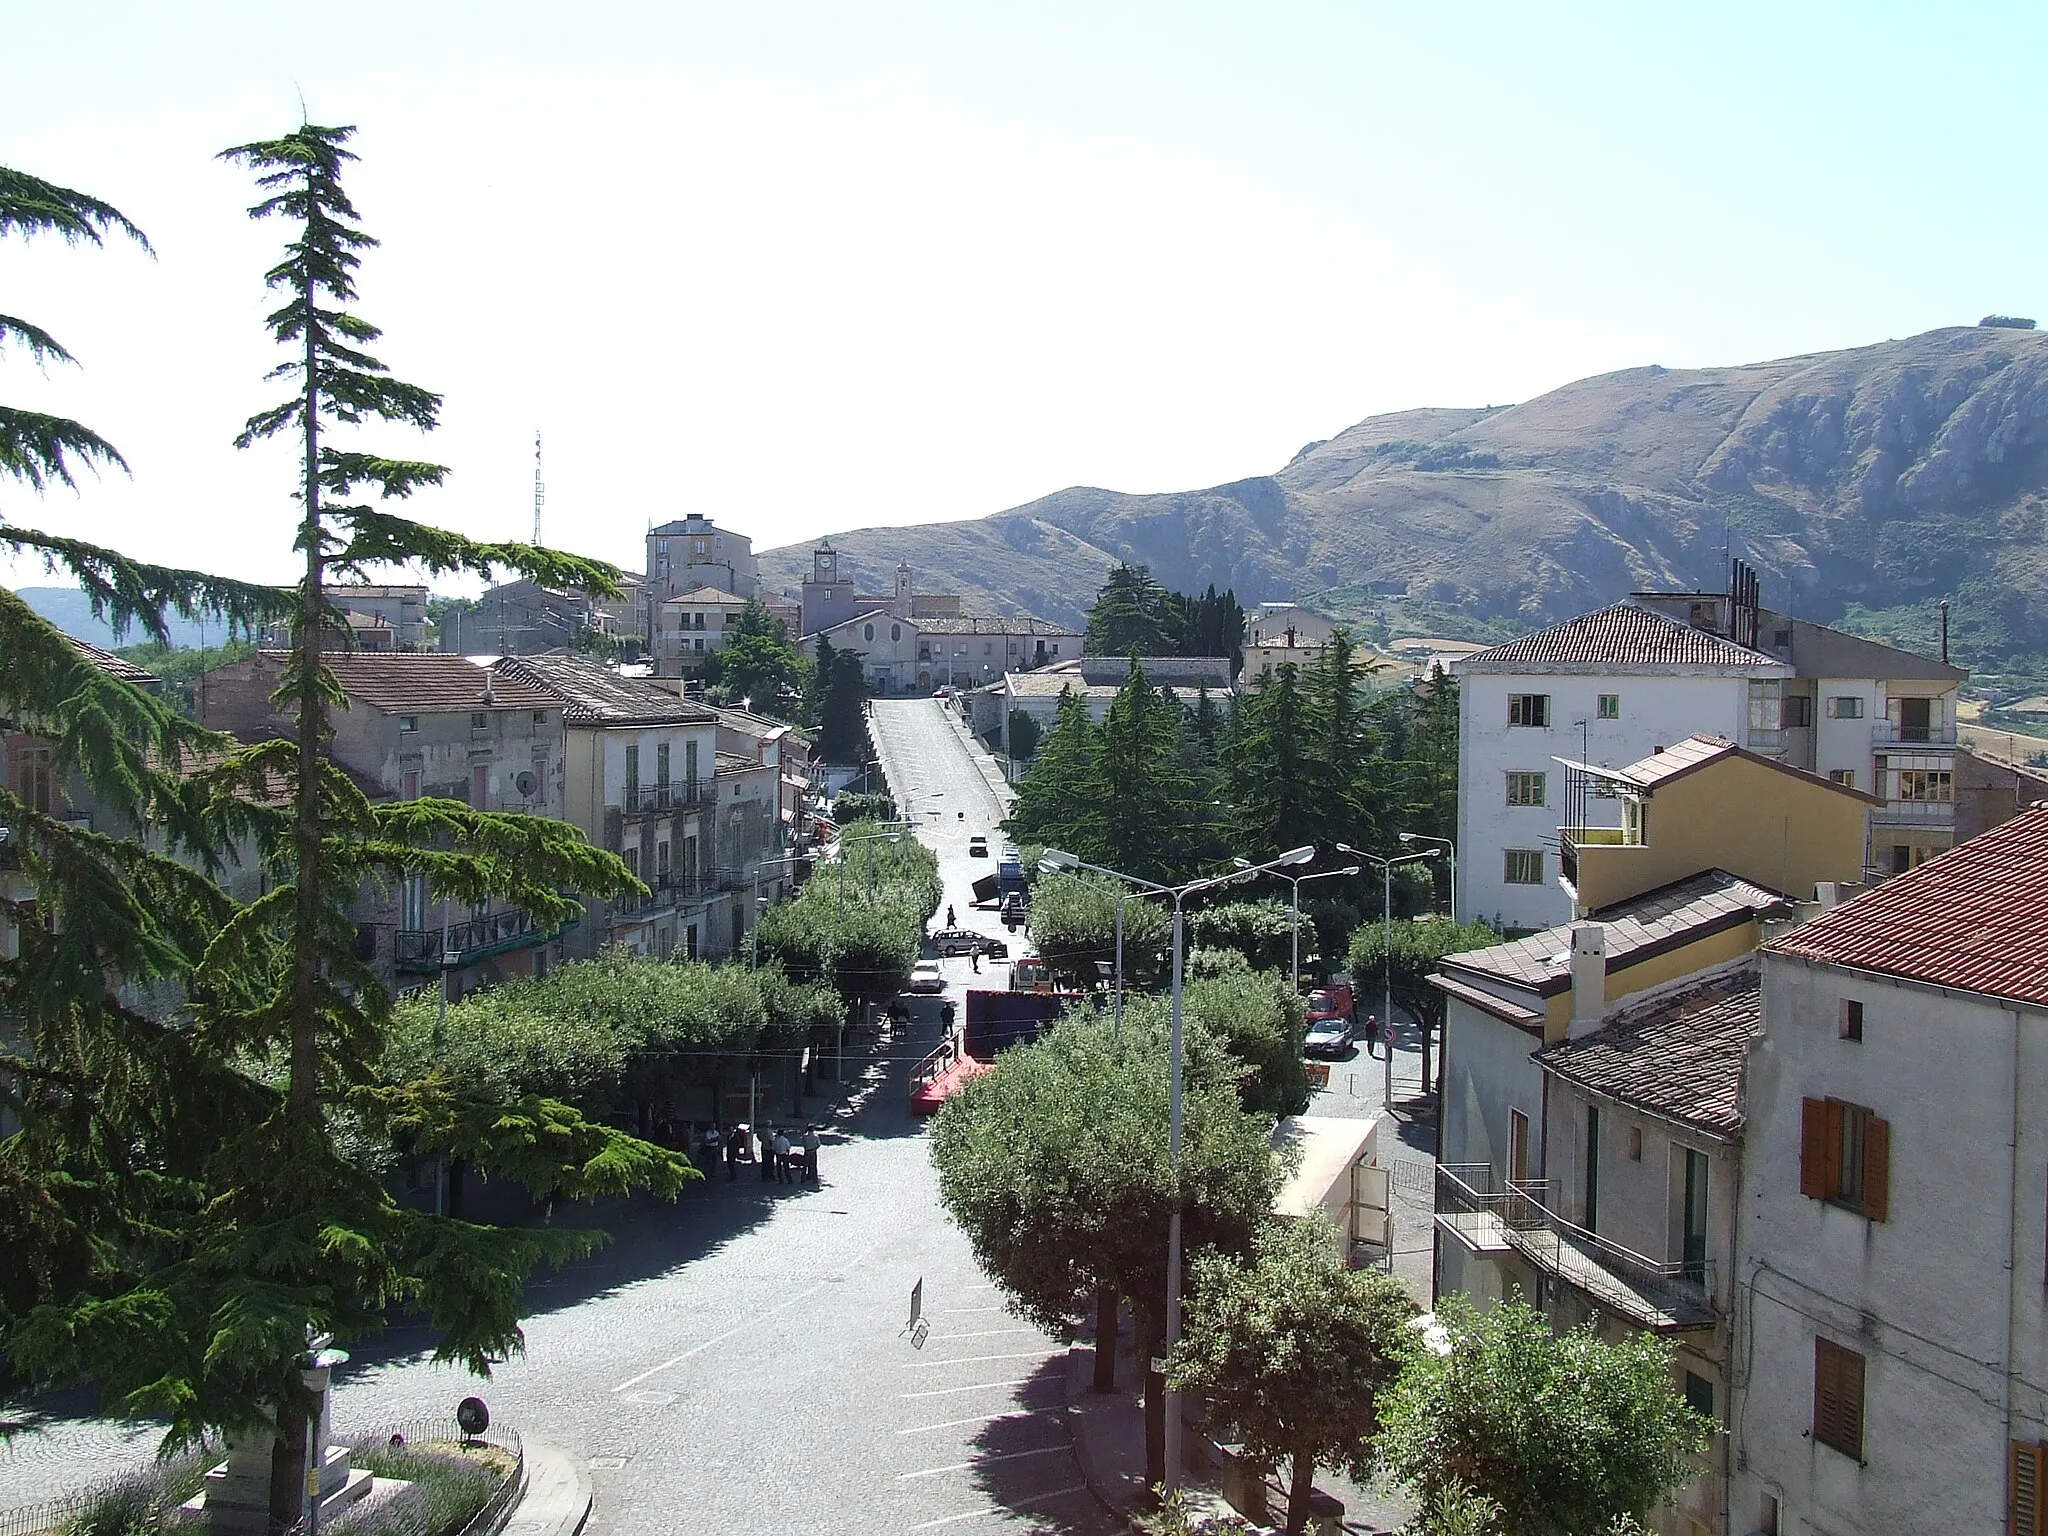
[1799, 1096, 1889, 1221]
[2014, 1440, 2046, 1536]
[1813, 1338, 1865, 1460]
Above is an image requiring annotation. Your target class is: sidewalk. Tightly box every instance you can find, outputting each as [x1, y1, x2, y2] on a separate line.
[501, 1441, 589, 1536]
[936, 703, 1018, 812]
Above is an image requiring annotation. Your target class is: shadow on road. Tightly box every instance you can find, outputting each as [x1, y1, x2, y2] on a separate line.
[965, 1352, 1108, 1535]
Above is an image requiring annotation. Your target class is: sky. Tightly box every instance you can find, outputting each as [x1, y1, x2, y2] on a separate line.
[6, 2, 2047, 593]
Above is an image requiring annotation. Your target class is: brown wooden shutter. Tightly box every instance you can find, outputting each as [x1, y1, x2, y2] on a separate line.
[1814, 1338, 1866, 1460]
[2014, 1441, 2046, 1536]
[1801, 1098, 1829, 1199]
[1840, 1344, 1865, 1459]
[1862, 1115, 1891, 1223]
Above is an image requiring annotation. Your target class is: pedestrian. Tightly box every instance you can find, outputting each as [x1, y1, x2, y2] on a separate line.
[1363, 1015, 1380, 1059]
[946, 903, 956, 927]
[724, 1123, 744, 1181]
[802, 1124, 821, 1184]
[971, 947, 980, 973]
[757, 1122, 776, 1181]
[773, 1128, 792, 1184]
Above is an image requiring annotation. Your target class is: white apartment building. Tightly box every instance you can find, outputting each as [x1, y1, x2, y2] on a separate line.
[1732, 808, 2048, 1536]
[802, 610, 1081, 696]
[653, 584, 752, 675]
[1456, 587, 1966, 932]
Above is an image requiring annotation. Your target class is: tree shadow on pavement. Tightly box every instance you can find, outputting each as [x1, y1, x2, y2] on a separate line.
[964, 1354, 1117, 1535]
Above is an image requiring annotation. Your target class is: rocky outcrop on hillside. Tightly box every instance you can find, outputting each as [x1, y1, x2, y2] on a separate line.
[756, 327, 2048, 660]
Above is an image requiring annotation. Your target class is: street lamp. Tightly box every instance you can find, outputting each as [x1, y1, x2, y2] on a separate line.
[1041, 841, 1316, 1496]
[1239, 860, 1363, 992]
[1398, 831, 1457, 920]
[1037, 850, 1170, 1037]
[834, 821, 910, 913]
[749, 852, 806, 968]
[1339, 842, 1439, 1108]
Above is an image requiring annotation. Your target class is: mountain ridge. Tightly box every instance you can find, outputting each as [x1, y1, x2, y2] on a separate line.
[757, 326, 2048, 669]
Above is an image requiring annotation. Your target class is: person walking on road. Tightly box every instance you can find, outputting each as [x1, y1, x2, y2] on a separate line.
[724, 1123, 745, 1181]
[757, 1123, 776, 1181]
[802, 1124, 821, 1184]
[773, 1128, 792, 1184]
[945, 903, 956, 927]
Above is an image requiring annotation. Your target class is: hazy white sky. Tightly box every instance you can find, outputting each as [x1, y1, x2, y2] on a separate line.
[6, 2, 2044, 591]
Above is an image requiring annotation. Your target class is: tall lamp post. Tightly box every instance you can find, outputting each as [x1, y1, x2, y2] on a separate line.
[835, 821, 910, 913]
[749, 852, 806, 968]
[1036, 851, 1170, 1037]
[1397, 831, 1457, 921]
[1246, 862, 1362, 991]
[1039, 842, 1317, 1497]
[1339, 843, 1439, 1108]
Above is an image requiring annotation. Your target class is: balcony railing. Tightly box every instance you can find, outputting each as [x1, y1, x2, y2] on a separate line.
[395, 908, 565, 973]
[1558, 826, 1630, 892]
[619, 778, 710, 813]
[1871, 797, 1955, 823]
[1435, 1164, 1716, 1332]
[615, 875, 714, 917]
[1872, 721, 1958, 747]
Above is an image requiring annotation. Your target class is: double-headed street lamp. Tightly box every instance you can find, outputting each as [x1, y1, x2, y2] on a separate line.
[1036, 850, 1169, 1037]
[1240, 860, 1363, 991]
[749, 852, 807, 969]
[1339, 842, 1440, 1107]
[1398, 831, 1457, 920]
[1039, 841, 1316, 1497]
[834, 820, 911, 913]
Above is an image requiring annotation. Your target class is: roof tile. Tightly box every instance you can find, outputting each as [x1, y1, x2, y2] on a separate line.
[1535, 971, 1759, 1134]
[1461, 601, 1784, 671]
[492, 654, 716, 725]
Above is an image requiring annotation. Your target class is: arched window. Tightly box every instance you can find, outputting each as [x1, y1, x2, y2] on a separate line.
[891, 624, 901, 642]
[863, 623, 875, 643]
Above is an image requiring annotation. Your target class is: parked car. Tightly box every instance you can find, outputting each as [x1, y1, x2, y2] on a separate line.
[933, 929, 1008, 959]
[1001, 891, 1028, 930]
[968, 835, 989, 858]
[1304, 1016, 1354, 1057]
[909, 960, 946, 993]
[1305, 983, 1355, 1025]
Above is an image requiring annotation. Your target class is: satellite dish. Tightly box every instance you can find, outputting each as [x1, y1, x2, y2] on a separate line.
[456, 1396, 490, 1438]
[514, 770, 539, 797]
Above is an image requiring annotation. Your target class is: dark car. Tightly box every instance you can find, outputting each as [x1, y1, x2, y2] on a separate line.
[968, 835, 989, 858]
[933, 928, 1007, 959]
[1304, 1016, 1354, 1057]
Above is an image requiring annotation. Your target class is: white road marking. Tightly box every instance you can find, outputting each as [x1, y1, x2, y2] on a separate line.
[896, 1444, 1069, 1480]
[936, 1307, 1003, 1315]
[898, 1409, 1048, 1436]
[906, 1484, 1090, 1529]
[929, 1328, 1039, 1342]
[610, 1243, 878, 1393]
[898, 1378, 1033, 1400]
[901, 1351, 1053, 1370]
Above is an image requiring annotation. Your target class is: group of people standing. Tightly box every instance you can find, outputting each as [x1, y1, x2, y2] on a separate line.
[697, 1121, 821, 1186]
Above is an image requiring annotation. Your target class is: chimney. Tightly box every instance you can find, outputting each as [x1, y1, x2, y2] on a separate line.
[1570, 922, 1607, 1034]
[1940, 600, 1950, 663]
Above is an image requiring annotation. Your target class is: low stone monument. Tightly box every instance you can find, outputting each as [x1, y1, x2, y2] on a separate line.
[183, 1335, 375, 1531]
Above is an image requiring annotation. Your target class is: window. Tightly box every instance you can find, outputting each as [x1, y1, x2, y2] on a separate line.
[533, 709, 547, 724]
[1748, 679, 1784, 733]
[1597, 693, 1620, 720]
[1800, 1096, 1890, 1220]
[400, 872, 427, 932]
[1829, 768, 1856, 790]
[1773, 628, 1792, 649]
[399, 715, 418, 733]
[1891, 768, 1952, 804]
[864, 623, 875, 643]
[1681, 1147, 1709, 1281]
[1584, 1106, 1600, 1234]
[656, 743, 671, 788]
[1812, 1338, 1866, 1460]
[686, 740, 699, 793]
[12, 744, 54, 814]
[891, 624, 901, 642]
[1628, 1125, 1644, 1162]
[656, 839, 671, 879]
[1508, 693, 1550, 727]
[1827, 695, 1864, 719]
[470, 711, 488, 731]
[1503, 849, 1545, 884]
[1784, 694, 1813, 728]
[624, 744, 640, 798]
[1508, 1107, 1530, 1185]
[1839, 999, 1864, 1041]
[1506, 772, 1547, 807]
[2012, 1441, 2045, 1536]
[469, 765, 488, 808]
[1683, 1371, 1715, 1418]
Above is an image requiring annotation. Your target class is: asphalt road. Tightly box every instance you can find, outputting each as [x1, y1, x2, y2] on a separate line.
[2, 698, 1108, 1536]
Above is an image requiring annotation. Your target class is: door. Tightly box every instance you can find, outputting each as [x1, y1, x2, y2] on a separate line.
[1356, 1162, 1392, 1260]
[1681, 1147, 1709, 1282]
[1897, 696, 1932, 743]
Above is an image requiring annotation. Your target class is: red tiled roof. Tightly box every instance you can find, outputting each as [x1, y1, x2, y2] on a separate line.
[267, 650, 558, 713]
[1535, 971, 1759, 1136]
[1461, 602, 1784, 671]
[1766, 806, 2048, 1008]
[70, 636, 158, 685]
[494, 654, 715, 725]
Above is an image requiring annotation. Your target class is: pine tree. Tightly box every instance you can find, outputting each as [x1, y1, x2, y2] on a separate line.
[1082, 563, 1175, 656]
[805, 631, 836, 727]
[2, 133, 691, 1534]
[1003, 688, 1095, 851]
[1081, 657, 1214, 883]
[1304, 628, 1384, 852]
[1222, 660, 1324, 856]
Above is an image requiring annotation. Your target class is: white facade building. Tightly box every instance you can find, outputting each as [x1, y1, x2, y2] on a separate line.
[1455, 601, 1789, 932]
[1732, 808, 2048, 1536]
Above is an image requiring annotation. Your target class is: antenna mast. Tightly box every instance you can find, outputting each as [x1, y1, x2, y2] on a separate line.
[532, 430, 545, 546]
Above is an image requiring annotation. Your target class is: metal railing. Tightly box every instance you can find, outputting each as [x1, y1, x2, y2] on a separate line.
[618, 778, 710, 812]
[395, 908, 554, 972]
[1872, 720, 1958, 747]
[1870, 797, 1954, 823]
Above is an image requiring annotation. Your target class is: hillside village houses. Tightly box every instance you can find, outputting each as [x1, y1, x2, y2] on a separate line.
[1453, 566, 1978, 933]
[1431, 733, 1877, 1536]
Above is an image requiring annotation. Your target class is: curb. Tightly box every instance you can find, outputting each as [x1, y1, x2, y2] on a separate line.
[499, 1442, 591, 1536]
[1060, 1341, 1149, 1532]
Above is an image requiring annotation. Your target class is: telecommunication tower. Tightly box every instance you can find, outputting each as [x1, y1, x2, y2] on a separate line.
[532, 430, 545, 546]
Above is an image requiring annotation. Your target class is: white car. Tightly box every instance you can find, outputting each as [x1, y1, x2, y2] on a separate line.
[908, 960, 946, 994]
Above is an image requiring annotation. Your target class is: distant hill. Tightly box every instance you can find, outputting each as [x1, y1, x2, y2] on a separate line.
[11, 586, 217, 651]
[757, 326, 2048, 675]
